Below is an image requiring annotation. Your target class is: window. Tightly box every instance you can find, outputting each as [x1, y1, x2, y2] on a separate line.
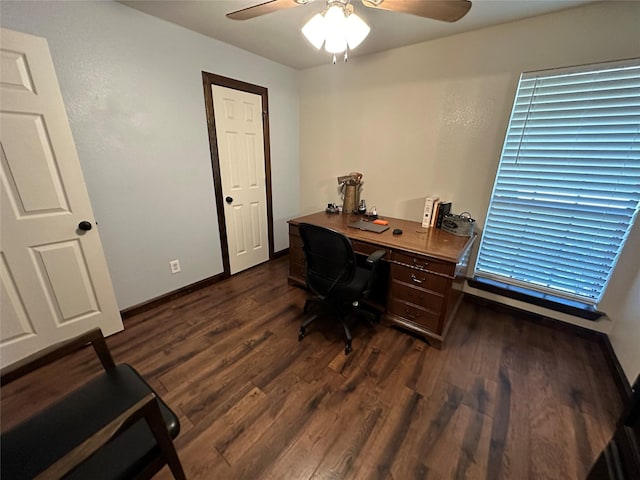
[475, 59, 640, 307]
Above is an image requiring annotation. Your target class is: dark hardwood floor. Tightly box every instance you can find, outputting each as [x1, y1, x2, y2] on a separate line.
[1, 257, 624, 479]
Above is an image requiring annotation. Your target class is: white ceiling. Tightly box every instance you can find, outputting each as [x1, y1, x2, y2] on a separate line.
[119, 0, 598, 69]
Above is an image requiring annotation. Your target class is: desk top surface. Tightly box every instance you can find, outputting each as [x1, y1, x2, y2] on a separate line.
[289, 211, 476, 263]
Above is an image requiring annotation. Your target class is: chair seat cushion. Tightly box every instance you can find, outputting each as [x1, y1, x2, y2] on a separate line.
[311, 265, 371, 301]
[1, 364, 180, 480]
[332, 265, 371, 299]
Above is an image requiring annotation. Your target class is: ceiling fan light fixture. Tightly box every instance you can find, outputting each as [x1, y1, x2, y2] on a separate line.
[301, 1, 370, 57]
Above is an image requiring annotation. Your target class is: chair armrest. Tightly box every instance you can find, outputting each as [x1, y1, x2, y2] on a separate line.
[366, 250, 386, 265]
[1, 328, 115, 386]
[364, 250, 386, 297]
[34, 392, 185, 480]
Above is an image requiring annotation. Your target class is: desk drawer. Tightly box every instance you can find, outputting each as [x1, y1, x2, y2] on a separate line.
[288, 230, 305, 283]
[390, 282, 444, 312]
[290, 261, 305, 280]
[390, 263, 450, 294]
[289, 235, 304, 265]
[289, 246, 304, 266]
[351, 240, 390, 258]
[388, 299, 440, 332]
[290, 233, 303, 249]
[391, 251, 454, 276]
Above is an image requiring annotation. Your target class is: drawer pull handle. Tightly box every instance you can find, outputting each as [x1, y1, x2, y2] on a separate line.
[413, 258, 429, 268]
[410, 273, 426, 284]
[404, 308, 420, 320]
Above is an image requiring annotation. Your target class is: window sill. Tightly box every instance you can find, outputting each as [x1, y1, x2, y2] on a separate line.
[467, 277, 604, 321]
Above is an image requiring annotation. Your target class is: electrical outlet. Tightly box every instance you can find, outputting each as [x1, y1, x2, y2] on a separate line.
[169, 260, 181, 274]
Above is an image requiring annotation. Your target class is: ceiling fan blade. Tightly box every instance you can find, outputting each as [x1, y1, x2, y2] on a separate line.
[362, 0, 472, 23]
[227, 0, 309, 21]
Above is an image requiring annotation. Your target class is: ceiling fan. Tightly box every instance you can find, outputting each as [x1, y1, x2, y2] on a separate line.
[226, 0, 472, 23]
[227, 0, 471, 62]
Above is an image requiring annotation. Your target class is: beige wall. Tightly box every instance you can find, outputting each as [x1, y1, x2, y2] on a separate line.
[299, 1, 640, 381]
[604, 219, 640, 385]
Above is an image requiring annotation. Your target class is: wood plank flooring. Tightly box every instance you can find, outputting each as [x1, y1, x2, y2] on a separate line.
[1, 257, 624, 479]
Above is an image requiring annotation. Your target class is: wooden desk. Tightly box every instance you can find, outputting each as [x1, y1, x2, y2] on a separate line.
[287, 212, 476, 348]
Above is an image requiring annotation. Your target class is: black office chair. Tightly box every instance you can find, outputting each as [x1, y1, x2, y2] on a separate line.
[298, 222, 386, 355]
[0, 328, 185, 480]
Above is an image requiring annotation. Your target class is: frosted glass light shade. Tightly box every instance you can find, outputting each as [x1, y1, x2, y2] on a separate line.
[323, 5, 347, 53]
[301, 13, 325, 50]
[346, 13, 370, 49]
[301, 4, 370, 56]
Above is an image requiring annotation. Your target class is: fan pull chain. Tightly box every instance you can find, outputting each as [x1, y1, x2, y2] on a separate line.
[332, 47, 348, 65]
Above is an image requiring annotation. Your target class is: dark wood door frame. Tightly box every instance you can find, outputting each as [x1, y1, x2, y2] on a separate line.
[202, 72, 275, 277]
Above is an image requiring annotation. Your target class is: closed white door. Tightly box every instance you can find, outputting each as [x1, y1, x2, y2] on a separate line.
[0, 28, 123, 366]
[212, 85, 269, 274]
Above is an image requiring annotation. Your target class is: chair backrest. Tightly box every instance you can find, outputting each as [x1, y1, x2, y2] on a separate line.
[298, 223, 357, 297]
[0, 328, 185, 480]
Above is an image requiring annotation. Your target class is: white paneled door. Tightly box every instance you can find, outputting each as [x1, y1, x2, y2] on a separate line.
[0, 28, 123, 366]
[212, 85, 269, 274]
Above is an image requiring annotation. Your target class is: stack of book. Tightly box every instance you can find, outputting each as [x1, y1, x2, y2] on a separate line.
[422, 196, 452, 229]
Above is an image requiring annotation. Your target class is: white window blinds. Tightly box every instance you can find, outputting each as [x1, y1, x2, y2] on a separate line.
[475, 59, 640, 305]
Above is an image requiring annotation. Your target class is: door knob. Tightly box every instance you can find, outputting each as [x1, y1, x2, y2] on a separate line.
[78, 221, 93, 231]
[225, 196, 233, 204]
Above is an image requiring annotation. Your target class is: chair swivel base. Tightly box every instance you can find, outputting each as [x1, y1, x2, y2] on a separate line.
[298, 312, 353, 355]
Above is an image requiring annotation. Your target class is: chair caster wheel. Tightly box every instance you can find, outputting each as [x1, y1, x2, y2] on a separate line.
[298, 328, 305, 341]
[344, 343, 352, 355]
